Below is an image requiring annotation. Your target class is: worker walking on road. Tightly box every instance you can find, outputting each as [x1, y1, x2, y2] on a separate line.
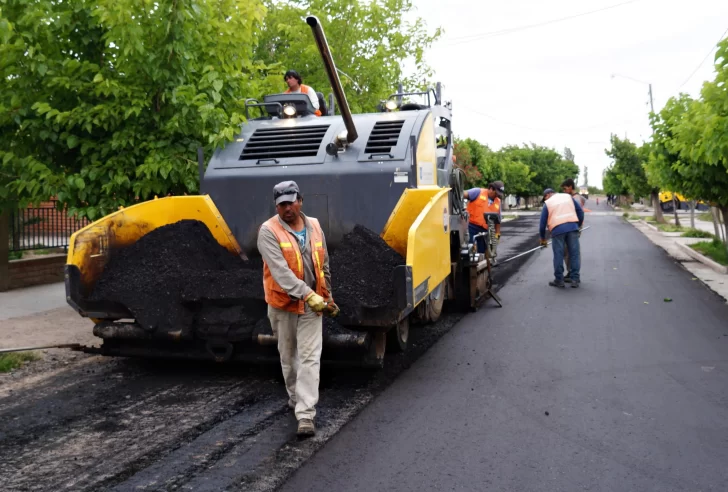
[540, 188, 584, 288]
[257, 181, 338, 437]
[463, 181, 504, 254]
[560, 179, 586, 283]
[283, 70, 322, 116]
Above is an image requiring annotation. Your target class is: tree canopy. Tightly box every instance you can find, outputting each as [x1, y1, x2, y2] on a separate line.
[453, 139, 578, 198]
[0, 0, 441, 218]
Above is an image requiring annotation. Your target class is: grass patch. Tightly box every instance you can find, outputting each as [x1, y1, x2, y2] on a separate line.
[8, 250, 23, 260]
[0, 352, 40, 373]
[502, 215, 517, 220]
[691, 239, 728, 266]
[682, 228, 714, 238]
[657, 224, 686, 233]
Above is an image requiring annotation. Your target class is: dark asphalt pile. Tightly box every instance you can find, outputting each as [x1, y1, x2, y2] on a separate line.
[329, 225, 403, 314]
[90, 221, 403, 335]
[90, 220, 257, 335]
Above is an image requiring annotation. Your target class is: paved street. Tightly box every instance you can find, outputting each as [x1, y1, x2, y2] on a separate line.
[282, 212, 728, 491]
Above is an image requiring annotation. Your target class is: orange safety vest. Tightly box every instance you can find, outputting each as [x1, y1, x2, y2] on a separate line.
[545, 193, 579, 231]
[262, 216, 329, 314]
[467, 190, 501, 229]
[284, 85, 322, 117]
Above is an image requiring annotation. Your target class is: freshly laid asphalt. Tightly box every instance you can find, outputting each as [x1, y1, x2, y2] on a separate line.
[282, 203, 728, 491]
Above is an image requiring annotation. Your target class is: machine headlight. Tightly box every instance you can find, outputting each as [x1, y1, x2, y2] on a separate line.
[283, 105, 297, 117]
[385, 100, 398, 111]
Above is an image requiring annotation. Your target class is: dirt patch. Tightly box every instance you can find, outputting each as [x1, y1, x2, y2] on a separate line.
[89, 221, 403, 336]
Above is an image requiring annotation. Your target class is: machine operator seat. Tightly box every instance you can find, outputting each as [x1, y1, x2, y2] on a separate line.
[317, 92, 327, 116]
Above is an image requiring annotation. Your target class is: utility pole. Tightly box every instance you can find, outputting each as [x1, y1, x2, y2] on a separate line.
[648, 84, 654, 113]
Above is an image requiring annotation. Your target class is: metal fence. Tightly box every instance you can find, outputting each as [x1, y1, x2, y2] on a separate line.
[9, 201, 89, 252]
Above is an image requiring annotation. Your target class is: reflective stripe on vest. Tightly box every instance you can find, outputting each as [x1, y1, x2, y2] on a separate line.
[545, 193, 579, 231]
[284, 85, 322, 117]
[466, 190, 500, 229]
[261, 216, 329, 314]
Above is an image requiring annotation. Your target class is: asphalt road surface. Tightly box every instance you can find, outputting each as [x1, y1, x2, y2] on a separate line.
[0, 217, 539, 492]
[281, 212, 728, 491]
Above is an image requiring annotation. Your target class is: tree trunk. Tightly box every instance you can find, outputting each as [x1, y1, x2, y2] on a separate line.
[689, 200, 695, 229]
[0, 209, 9, 292]
[672, 193, 680, 227]
[651, 191, 665, 223]
[711, 206, 722, 239]
[720, 206, 728, 250]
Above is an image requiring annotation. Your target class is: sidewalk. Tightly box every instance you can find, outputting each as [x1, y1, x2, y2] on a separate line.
[0, 282, 98, 349]
[629, 220, 727, 302]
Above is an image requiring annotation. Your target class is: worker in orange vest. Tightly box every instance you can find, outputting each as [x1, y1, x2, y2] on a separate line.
[257, 180, 338, 437]
[284, 70, 322, 116]
[463, 180, 504, 254]
[540, 188, 584, 288]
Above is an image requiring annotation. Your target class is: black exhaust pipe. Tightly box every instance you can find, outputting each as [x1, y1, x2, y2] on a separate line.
[306, 15, 358, 144]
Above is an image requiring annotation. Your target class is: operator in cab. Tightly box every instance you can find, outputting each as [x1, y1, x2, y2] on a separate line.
[463, 181, 504, 254]
[257, 181, 338, 438]
[283, 70, 321, 116]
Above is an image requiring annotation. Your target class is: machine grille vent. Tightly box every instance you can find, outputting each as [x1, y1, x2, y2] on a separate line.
[240, 125, 330, 160]
[365, 120, 405, 154]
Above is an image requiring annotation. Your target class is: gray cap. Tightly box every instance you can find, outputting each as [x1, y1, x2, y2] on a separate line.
[543, 188, 555, 197]
[273, 180, 300, 205]
[489, 180, 505, 197]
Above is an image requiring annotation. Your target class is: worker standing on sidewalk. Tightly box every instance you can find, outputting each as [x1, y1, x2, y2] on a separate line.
[463, 180, 505, 254]
[540, 188, 584, 288]
[257, 180, 339, 438]
[561, 178, 586, 283]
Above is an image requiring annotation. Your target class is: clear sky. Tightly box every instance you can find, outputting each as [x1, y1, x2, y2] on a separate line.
[411, 0, 728, 188]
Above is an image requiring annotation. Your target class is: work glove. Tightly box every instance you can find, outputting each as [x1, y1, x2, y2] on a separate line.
[305, 292, 326, 312]
[539, 239, 548, 247]
[495, 233, 501, 242]
[325, 299, 340, 318]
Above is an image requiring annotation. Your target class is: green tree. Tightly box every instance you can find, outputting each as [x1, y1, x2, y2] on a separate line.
[453, 138, 482, 187]
[604, 134, 665, 220]
[500, 144, 578, 196]
[602, 166, 627, 198]
[254, 0, 442, 114]
[0, 0, 274, 218]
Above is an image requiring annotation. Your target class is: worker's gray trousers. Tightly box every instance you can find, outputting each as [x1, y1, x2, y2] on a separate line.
[268, 305, 323, 421]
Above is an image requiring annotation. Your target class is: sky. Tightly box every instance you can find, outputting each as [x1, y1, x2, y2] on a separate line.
[408, 0, 728, 188]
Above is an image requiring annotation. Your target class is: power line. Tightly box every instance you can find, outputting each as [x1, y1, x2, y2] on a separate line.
[456, 106, 637, 134]
[677, 26, 728, 91]
[445, 0, 641, 47]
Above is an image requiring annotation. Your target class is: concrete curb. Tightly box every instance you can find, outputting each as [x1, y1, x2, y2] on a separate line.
[676, 242, 728, 274]
[639, 220, 660, 232]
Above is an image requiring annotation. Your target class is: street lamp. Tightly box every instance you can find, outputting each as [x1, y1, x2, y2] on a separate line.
[610, 73, 654, 113]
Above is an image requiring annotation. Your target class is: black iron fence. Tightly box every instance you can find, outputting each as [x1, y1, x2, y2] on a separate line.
[9, 201, 89, 252]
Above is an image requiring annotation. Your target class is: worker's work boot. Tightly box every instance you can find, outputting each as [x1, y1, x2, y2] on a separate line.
[571, 280, 580, 289]
[297, 418, 315, 437]
[549, 280, 566, 288]
[564, 273, 572, 283]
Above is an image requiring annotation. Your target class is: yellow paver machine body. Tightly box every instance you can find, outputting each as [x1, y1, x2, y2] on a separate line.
[65, 17, 496, 365]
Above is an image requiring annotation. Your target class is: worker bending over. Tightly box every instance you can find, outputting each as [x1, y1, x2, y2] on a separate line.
[257, 181, 338, 437]
[560, 178, 585, 283]
[540, 188, 584, 288]
[463, 180, 504, 254]
[284, 70, 321, 116]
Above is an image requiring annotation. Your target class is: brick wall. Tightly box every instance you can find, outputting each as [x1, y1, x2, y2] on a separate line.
[8, 254, 66, 290]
